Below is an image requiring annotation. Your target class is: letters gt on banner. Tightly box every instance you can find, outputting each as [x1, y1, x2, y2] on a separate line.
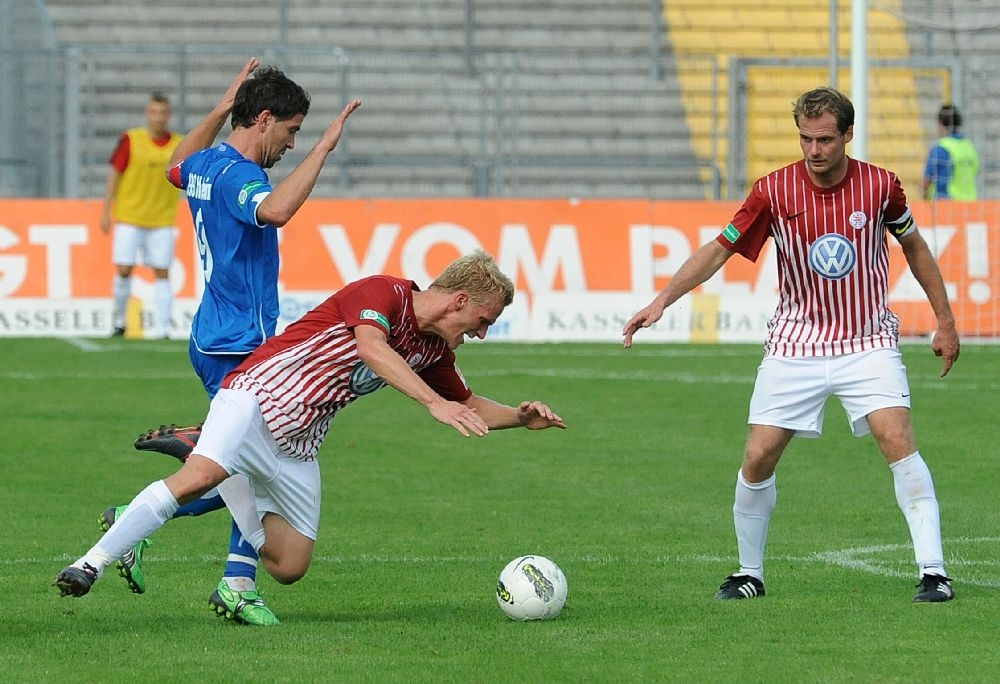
[0, 199, 996, 341]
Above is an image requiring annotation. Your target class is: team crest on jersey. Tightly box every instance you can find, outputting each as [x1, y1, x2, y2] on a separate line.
[848, 210, 867, 230]
[808, 234, 856, 280]
[349, 362, 386, 395]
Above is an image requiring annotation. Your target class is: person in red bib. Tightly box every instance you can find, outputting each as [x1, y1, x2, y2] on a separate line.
[100, 92, 184, 339]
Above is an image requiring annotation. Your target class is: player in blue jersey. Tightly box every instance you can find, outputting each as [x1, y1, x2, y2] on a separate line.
[102, 58, 361, 625]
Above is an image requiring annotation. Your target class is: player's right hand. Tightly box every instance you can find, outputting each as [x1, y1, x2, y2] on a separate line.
[622, 302, 664, 348]
[428, 398, 489, 437]
[220, 57, 260, 110]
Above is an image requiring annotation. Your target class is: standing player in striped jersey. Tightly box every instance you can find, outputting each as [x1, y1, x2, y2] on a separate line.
[54, 251, 567, 620]
[622, 87, 960, 603]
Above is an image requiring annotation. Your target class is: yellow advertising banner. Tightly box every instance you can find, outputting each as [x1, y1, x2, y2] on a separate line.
[0, 198, 996, 341]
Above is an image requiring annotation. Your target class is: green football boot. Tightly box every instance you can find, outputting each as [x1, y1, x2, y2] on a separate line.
[98, 505, 151, 594]
[209, 580, 280, 626]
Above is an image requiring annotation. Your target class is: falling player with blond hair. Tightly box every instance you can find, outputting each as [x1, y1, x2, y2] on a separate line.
[54, 251, 566, 624]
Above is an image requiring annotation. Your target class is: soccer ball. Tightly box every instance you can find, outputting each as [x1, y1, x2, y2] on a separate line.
[496, 555, 568, 621]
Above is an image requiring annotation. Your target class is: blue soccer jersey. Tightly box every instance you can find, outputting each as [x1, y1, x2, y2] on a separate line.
[174, 143, 280, 354]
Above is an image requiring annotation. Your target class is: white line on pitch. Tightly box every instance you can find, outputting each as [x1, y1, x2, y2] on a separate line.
[61, 337, 102, 352]
[26, 536, 1000, 588]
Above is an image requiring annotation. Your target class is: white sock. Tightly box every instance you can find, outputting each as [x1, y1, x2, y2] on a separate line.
[733, 469, 777, 581]
[217, 475, 266, 552]
[112, 274, 130, 328]
[890, 452, 946, 576]
[78, 480, 178, 572]
[153, 278, 172, 337]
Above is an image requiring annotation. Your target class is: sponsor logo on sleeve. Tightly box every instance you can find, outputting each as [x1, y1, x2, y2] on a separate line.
[722, 223, 741, 244]
[238, 181, 267, 207]
[360, 308, 391, 333]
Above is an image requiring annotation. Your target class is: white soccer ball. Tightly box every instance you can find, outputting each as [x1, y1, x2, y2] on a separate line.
[496, 555, 568, 621]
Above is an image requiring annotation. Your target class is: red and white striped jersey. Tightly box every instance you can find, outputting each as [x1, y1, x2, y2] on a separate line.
[718, 158, 917, 357]
[223, 275, 472, 461]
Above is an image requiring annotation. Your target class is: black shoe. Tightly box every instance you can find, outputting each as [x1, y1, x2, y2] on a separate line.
[913, 573, 955, 603]
[111, 327, 126, 337]
[134, 423, 202, 462]
[53, 563, 99, 597]
[715, 573, 765, 600]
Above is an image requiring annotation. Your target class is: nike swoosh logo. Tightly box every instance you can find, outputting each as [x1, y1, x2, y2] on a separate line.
[785, 211, 806, 221]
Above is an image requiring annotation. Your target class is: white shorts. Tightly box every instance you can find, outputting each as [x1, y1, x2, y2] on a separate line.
[112, 222, 178, 270]
[748, 348, 911, 438]
[196, 388, 321, 540]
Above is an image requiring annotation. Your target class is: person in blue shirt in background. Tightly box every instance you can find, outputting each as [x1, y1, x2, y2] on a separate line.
[103, 58, 361, 625]
[922, 104, 979, 201]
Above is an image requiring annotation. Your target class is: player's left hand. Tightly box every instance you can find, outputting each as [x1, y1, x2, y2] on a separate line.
[932, 324, 960, 377]
[318, 99, 363, 152]
[517, 401, 567, 430]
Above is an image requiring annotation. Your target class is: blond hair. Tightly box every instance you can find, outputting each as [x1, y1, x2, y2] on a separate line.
[431, 250, 515, 307]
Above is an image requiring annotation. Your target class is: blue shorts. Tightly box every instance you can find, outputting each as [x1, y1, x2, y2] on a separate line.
[189, 338, 250, 399]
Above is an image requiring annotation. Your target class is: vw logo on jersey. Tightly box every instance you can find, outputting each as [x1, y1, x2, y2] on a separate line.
[349, 362, 386, 395]
[808, 234, 856, 280]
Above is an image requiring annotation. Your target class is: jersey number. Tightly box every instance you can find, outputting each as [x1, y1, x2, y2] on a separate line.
[194, 208, 214, 282]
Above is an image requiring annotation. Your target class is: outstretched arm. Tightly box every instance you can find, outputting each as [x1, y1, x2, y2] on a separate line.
[622, 239, 732, 347]
[463, 395, 566, 431]
[899, 230, 960, 376]
[166, 57, 260, 172]
[256, 98, 362, 226]
[354, 324, 489, 437]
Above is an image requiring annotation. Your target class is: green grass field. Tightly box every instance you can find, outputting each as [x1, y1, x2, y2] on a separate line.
[2, 338, 997, 682]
